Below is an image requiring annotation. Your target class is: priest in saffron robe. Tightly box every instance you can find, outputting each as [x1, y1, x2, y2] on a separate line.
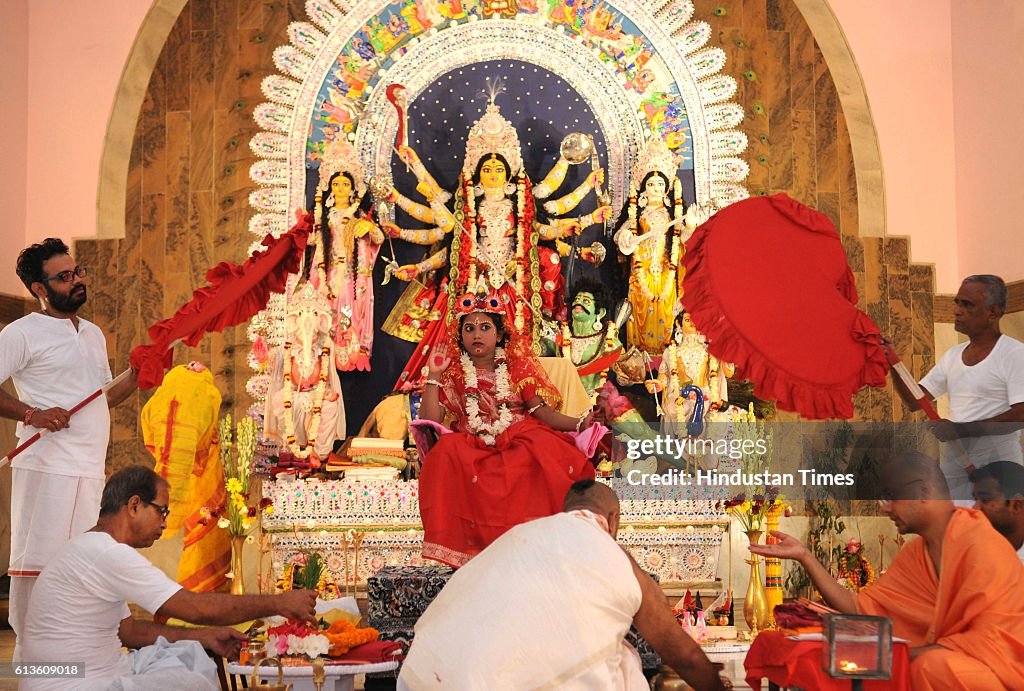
[750, 451, 1024, 690]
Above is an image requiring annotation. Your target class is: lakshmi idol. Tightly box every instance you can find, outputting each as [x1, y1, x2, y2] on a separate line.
[613, 136, 694, 354]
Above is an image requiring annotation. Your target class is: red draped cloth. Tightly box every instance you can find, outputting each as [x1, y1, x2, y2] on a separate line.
[329, 640, 403, 664]
[419, 369, 594, 567]
[744, 630, 911, 691]
[683, 194, 887, 419]
[130, 216, 311, 389]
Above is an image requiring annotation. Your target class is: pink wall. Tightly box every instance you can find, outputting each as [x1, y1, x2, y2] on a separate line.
[0, 0, 29, 296]
[0, 1, 1020, 296]
[829, 0, 961, 291]
[0, 0, 153, 295]
[951, 0, 1024, 285]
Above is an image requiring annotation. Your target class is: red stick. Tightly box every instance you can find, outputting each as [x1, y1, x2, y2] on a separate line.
[2, 367, 134, 467]
[884, 342, 976, 473]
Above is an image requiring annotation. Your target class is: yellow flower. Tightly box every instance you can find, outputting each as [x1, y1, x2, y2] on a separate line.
[232, 493, 247, 511]
[226, 477, 244, 495]
[264, 505, 274, 515]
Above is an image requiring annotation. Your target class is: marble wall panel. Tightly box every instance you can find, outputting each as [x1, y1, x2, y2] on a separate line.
[812, 45, 839, 196]
[190, 29, 216, 193]
[766, 31, 793, 192]
[192, 0, 215, 31]
[213, 0, 241, 101]
[164, 9, 192, 113]
[837, 113, 859, 237]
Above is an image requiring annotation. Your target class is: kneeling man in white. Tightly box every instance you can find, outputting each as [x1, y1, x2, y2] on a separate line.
[21, 465, 317, 691]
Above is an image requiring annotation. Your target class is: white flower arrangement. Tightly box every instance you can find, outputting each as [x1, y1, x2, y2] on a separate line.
[267, 631, 330, 659]
[461, 347, 515, 446]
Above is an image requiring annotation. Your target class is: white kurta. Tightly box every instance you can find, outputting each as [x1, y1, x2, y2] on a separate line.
[399, 510, 647, 690]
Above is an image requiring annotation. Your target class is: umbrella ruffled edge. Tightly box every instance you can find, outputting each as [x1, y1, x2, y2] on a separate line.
[130, 214, 312, 390]
[682, 200, 889, 421]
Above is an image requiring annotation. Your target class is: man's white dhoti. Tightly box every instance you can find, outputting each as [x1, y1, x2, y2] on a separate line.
[399, 511, 647, 690]
[9, 468, 103, 657]
[26, 638, 220, 691]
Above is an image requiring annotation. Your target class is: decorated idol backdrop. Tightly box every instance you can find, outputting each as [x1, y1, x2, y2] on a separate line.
[246, 0, 752, 431]
[88, 0, 939, 473]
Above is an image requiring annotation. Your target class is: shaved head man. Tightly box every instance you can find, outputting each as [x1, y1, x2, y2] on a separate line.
[752, 452, 1024, 690]
[399, 480, 725, 690]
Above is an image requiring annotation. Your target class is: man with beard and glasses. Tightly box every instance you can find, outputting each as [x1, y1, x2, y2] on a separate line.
[0, 238, 139, 658]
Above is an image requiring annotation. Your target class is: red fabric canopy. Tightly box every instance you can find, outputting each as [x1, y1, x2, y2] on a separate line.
[682, 194, 887, 419]
[130, 214, 312, 389]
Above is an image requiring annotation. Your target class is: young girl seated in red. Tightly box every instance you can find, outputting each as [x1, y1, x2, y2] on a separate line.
[416, 292, 599, 567]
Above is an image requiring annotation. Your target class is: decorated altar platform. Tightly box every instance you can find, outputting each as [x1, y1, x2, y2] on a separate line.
[262, 476, 731, 592]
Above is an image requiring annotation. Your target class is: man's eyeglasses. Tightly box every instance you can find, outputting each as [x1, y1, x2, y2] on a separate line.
[145, 500, 171, 519]
[41, 266, 87, 284]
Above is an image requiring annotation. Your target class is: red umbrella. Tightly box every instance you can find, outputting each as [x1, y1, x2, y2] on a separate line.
[129, 213, 313, 389]
[682, 194, 887, 419]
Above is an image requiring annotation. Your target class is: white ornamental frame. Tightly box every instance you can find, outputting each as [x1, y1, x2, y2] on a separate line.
[247, 0, 749, 242]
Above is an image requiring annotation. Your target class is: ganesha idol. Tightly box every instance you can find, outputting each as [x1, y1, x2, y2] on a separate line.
[264, 282, 346, 463]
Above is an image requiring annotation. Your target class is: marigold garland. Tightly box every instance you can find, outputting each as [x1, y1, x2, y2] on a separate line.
[324, 619, 380, 657]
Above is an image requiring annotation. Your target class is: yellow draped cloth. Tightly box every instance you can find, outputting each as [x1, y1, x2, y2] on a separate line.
[856, 508, 1024, 690]
[141, 365, 230, 592]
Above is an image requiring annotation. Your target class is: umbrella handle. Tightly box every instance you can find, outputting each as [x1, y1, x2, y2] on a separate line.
[0, 361, 146, 469]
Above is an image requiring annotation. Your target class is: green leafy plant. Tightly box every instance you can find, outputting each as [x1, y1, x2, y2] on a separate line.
[294, 551, 325, 591]
[783, 423, 853, 598]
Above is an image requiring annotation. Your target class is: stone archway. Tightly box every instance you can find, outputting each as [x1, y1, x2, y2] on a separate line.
[95, 0, 187, 239]
[792, 0, 885, 238]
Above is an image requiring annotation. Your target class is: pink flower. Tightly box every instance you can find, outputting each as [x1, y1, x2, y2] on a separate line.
[271, 634, 289, 655]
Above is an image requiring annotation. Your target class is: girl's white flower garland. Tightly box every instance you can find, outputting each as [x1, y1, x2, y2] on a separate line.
[461, 347, 515, 446]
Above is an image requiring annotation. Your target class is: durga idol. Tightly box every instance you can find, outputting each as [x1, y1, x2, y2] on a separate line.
[382, 85, 611, 389]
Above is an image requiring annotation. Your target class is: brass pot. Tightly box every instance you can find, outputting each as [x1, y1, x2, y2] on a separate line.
[650, 665, 694, 691]
[251, 657, 293, 691]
